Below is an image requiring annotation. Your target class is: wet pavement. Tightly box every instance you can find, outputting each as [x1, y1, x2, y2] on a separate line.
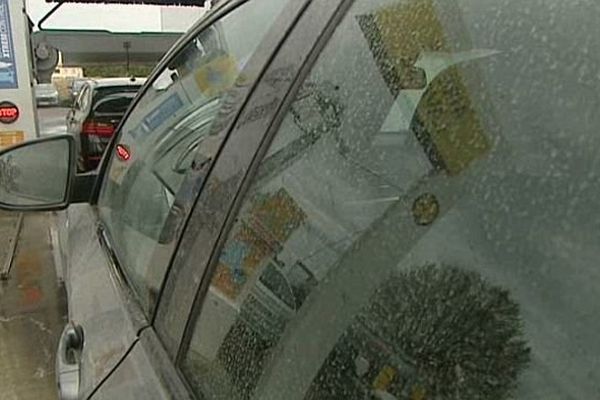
[0, 213, 22, 279]
[0, 213, 66, 400]
[37, 108, 70, 137]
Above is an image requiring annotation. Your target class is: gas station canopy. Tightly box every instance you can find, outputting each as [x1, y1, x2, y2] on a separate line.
[46, 0, 206, 5]
[33, 29, 183, 65]
[33, 0, 208, 79]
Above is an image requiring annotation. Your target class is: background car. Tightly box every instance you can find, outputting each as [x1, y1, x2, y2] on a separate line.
[34, 83, 59, 107]
[67, 77, 145, 171]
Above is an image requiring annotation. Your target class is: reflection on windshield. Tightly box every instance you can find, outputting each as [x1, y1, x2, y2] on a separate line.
[307, 264, 531, 399]
[257, 262, 296, 310]
[182, 0, 600, 399]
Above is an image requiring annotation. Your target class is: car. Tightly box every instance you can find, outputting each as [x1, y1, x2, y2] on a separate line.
[66, 77, 145, 171]
[0, 0, 598, 399]
[34, 83, 59, 107]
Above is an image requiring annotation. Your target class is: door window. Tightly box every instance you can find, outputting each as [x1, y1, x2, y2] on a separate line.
[181, 0, 600, 399]
[97, 0, 293, 314]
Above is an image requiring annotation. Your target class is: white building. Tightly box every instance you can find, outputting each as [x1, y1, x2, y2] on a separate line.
[160, 6, 207, 32]
[26, 0, 207, 33]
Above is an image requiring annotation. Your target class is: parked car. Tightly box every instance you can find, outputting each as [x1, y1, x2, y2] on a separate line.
[67, 77, 145, 171]
[0, 0, 599, 399]
[34, 83, 59, 107]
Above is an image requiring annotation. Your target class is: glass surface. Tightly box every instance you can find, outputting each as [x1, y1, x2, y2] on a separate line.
[0, 138, 70, 207]
[93, 85, 142, 104]
[182, 1, 600, 399]
[93, 95, 135, 115]
[97, 0, 293, 314]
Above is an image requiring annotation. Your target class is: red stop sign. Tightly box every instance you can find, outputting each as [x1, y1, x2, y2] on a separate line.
[0, 102, 19, 124]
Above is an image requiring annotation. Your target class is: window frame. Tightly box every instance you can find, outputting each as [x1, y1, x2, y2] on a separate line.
[143, 0, 354, 393]
[84, 0, 317, 342]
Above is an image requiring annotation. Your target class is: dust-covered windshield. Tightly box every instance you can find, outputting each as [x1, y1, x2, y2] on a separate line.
[182, 1, 600, 400]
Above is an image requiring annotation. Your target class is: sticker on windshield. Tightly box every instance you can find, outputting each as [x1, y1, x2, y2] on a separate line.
[213, 189, 306, 302]
[195, 55, 239, 97]
[358, 1, 492, 176]
[141, 93, 184, 133]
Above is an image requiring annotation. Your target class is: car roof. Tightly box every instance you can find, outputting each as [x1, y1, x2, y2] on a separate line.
[89, 77, 147, 88]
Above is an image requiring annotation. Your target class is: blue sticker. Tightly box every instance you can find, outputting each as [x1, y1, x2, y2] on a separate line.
[142, 93, 184, 132]
[0, 0, 17, 89]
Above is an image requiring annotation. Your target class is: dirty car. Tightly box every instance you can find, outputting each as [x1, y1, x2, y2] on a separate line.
[0, 0, 598, 399]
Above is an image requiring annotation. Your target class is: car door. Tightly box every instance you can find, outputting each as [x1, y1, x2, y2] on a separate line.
[87, 1, 343, 399]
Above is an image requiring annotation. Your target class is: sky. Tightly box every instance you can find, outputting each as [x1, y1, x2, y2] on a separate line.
[25, 0, 203, 32]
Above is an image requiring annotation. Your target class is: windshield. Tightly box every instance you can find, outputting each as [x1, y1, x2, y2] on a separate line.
[93, 94, 136, 115]
[181, 1, 600, 399]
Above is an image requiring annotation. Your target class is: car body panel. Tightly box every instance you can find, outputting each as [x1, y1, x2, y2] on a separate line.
[91, 329, 192, 400]
[59, 204, 145, 399]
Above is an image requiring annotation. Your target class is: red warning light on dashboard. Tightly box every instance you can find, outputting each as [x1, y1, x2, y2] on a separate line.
[116, 144, 131, 161]
[0, 102, 19, 124]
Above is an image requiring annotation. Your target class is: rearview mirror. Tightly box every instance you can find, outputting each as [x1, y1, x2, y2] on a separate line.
[0, 135, 75, 211]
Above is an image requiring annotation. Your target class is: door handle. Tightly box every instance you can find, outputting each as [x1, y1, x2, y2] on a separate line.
[56, 322, 84, 400]
[63, 323, 84, 363]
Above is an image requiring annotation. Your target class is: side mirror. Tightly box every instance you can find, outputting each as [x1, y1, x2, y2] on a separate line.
[0, 135, 75, 211]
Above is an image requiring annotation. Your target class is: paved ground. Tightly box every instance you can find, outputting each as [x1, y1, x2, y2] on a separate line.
[0, 213, 66, 400]
[37, 107, 70, 137]
[0, 107, 69, 400]
[0, 213, 21, 279]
